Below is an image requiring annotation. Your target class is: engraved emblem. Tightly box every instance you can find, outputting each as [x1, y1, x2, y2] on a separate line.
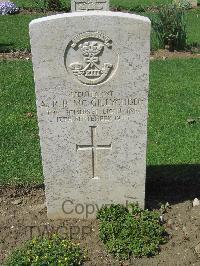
[69, 41, 113, 85]
[65, 31, 119, 86]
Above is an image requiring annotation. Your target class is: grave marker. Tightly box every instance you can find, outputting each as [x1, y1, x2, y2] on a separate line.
[29, 0, 151, 219]
[71, 0, 109, 12]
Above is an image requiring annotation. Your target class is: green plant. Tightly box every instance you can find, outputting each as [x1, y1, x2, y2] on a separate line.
[189, 42, 200, 53]
[112, 4, 145, 12]
[129, 5, 146, 12]
[34, 0, 65, 11]
[32, 0, 47, 11]
[5, 234, 86, 265]
[151, 3, 187, 51]
[45, 0, 61, 10]
[97, 204, 167, 260]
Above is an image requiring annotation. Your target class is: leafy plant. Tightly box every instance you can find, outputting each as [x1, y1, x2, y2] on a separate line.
[45, 0, 62, 10]
[97, 204, 167, 260]
[151, 3, 187, 51]
[5, 234, 87, 265]
[33, 0, 66, 11]
[129, 5, 146, 12]
[190, 42, 200, 53]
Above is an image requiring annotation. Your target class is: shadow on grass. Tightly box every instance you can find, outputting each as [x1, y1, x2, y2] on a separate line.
[1, 165, 200, 210]
[0, 43, 14, 52]
[146, 164, 200, 209]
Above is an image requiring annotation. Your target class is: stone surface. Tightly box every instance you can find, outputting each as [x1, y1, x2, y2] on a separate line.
[190, 0, 198, 7]
[174, 0, 197, 7]
[71, 0, 109, 12]
[193, 198, 200, 207]
[11, 199, 22, 205]
[30, 11, 150, 219]
[195, 243, 200, 257]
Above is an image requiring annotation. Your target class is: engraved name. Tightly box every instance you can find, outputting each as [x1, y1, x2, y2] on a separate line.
[40, 88, 145, 123]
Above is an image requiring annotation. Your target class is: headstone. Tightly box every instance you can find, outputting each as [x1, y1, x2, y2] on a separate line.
[71, 0, 109, 12]
[29, 1, 151, 219]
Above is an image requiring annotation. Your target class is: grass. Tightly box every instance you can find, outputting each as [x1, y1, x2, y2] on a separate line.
[14, 0, 70, 10]
[186, 9, 200, 46]
[14, 0, 171, 11]
[0, 14, 44, 52]
[148, 58, 200, 165]
[0, 60, 43, 185]
[0, 59, 199, 185]
[0, 8, 199, 52]
[12, 0, 200, 11]
[14, 0, 46, 9]
[110, 0, 171, 11]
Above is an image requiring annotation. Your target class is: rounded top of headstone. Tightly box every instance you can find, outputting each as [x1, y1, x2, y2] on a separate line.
[29, 11, 151, 28]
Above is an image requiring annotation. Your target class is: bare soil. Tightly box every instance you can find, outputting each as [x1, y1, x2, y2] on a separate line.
[1, 50, 199, 61]
[0, 52, 32, 60]
[151, 49, 200, 60]
[1, 165, 200, 265]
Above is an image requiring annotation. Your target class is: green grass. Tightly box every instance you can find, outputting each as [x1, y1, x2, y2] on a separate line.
[0, 59, 199, 185]
[148, 58, 200, 165]
[110, 0, 171, 11]
[186, 9, 200, 46]
[0, 60, 43, 185]
[15, 0, 45, 9]
[12, 0, 200, 11]
[14, 0, 170, 11]
[0, 14, 44, 52]
[15, 0, 70, 10]
[0, 9, 199, 52]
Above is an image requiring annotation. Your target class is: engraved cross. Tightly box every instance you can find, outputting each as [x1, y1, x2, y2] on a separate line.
[76, 126, 112, 179]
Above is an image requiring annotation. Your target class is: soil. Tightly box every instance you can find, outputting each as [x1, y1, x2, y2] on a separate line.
[18, 9, 59, 15]
[0, 51, 32, 60]
[151, 49, 200, 60]
[1, 167, 200, 266]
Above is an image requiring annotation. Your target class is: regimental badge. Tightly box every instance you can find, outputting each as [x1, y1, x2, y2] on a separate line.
[65, 31, 119, 86]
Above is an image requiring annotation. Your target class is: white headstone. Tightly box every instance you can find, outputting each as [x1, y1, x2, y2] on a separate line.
[71, 0, 109, 12]
[30, 10, 150, 219]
